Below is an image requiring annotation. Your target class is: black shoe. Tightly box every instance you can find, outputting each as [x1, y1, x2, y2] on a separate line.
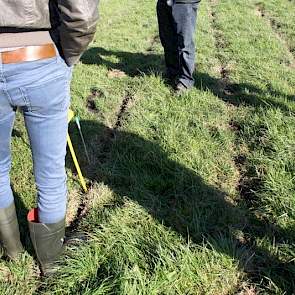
[174, 82, 190, 95]
[163, 73, 177, 86]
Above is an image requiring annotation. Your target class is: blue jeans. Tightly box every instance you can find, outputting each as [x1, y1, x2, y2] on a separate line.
[0, 53, 71, 224]
[157, 0, 199, 88]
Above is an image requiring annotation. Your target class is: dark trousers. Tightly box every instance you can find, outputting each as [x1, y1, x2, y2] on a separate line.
[157, 0, 199, 88]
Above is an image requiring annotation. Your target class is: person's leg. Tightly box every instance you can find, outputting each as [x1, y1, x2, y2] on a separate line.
[22, 56, 71, 224]
[157, 0, 179, 80]
[18, 55, 71, 274]
[0, 62, 23, 259]
[0, 93, 15, 209]
[172, 2, 199, 88]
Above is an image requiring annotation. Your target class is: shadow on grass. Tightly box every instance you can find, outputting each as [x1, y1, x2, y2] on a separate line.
[81, 47, 164, 77]
[66, 120, 295, 294]
[9, 48, 294, 292]
[82, 47, 295, 112]
[194, 72, 295, 112]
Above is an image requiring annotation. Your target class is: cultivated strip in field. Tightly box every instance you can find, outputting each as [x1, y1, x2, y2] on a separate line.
[1, 0, 294, 294]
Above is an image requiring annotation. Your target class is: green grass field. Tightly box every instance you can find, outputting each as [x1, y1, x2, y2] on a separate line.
[1, 0, 295, 294]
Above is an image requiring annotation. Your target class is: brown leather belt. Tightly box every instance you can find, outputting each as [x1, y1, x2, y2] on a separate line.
[0, 44, 56, 64]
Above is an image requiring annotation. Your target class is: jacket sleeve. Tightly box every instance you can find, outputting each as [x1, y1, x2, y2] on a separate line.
[56, 0, 99, 65]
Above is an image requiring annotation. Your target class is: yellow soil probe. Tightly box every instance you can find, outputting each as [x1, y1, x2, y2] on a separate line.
[67, 109, 88, 192]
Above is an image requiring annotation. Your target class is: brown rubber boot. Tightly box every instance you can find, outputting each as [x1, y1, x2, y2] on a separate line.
[0, 202, 24, 259]
[27, 208, 65, 276]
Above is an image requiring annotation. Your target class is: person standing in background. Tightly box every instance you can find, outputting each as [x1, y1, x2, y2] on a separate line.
[0, 0, 99, 275]
[157, 0, 200, 93]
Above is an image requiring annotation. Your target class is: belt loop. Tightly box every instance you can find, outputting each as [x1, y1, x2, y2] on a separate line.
[0, 53, 4, 80]
[52, 44, 59, 57]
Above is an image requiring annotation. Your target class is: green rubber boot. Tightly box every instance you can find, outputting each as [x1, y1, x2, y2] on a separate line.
[28, 208, 65, 276]
[0, 202, 24, 259]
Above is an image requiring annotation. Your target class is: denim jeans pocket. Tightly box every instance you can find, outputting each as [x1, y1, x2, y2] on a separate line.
[22, 70, 71, 116]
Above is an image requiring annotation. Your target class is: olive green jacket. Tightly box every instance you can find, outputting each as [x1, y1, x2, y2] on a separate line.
[0, 0, 99, 65]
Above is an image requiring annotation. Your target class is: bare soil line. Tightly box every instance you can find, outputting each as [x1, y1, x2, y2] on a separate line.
[69, 90, 136, 233]
[208, 0, 238, 105]
[86, 87, 104, 113]
[66, 185, 94, 234]
[255, 4, 295, 68]
[114, 90, 135, 129]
